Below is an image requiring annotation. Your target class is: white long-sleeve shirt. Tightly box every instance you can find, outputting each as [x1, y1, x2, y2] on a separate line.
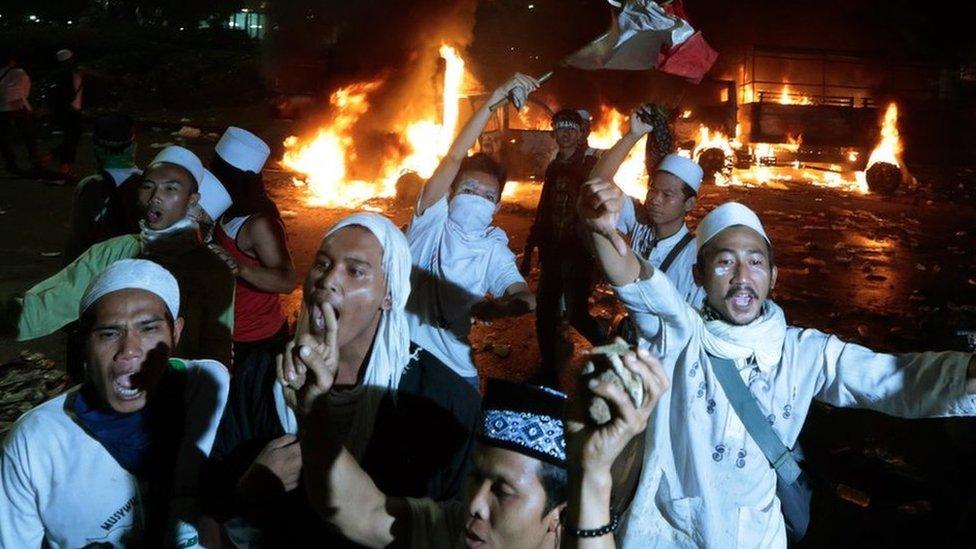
[0, 67, 31, 112]
[0, 359, 229, 548]
[614, 259, 976, 548]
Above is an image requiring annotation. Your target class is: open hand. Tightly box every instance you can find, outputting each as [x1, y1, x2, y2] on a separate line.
[489, 73, 541, 110]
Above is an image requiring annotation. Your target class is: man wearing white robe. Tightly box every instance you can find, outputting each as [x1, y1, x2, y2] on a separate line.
[575, 184, 976, 548]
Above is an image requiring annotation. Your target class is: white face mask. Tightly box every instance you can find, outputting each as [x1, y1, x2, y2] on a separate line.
[448, 194, 495, 232]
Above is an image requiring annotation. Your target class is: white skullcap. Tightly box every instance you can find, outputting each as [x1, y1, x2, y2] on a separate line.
[577, 109, 591, 122]
[215, 127, 271, 173]
[197, 169, 233, 220]
[80, 259, 180, 319]
[149, 146, 205, 188]
[56, 49, 74, 62]
[657, 153, 704, 192]
[696, 201, 770, 249]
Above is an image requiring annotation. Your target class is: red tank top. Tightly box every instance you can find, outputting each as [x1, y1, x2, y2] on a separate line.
[214, 217, 286, 343]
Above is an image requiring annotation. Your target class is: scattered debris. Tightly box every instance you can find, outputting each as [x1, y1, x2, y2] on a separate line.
[836, 484, 871, 508]
[897, 500, 932, 515]
[149, 142, 176, 149]
[174, 126, 202, 139]
[40, 252, 61, 258]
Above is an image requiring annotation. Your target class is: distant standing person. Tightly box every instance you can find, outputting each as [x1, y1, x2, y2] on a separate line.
[0, 51, 42, 176]
[50, 49, 83, 180]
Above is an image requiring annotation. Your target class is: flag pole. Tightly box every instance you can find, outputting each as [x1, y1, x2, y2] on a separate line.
[489, 70, 556, 111]
[487, 30, 612, 111]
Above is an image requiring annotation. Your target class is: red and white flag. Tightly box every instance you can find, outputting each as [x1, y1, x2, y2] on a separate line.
[563, 0, 718, 83]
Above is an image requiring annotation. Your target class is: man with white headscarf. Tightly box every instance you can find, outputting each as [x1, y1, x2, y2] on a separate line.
[0, 259, 229, 548]
[406, 74, 539, 387]
[203, 212, 480, 546]
[3, 145, 236, 372]
[576, 184, 976, 548]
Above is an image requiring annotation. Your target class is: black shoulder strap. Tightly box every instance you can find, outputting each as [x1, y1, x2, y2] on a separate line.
[659, 231, 696, 273]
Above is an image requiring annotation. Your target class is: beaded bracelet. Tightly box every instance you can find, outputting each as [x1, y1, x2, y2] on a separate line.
[564, 511, 620, 538]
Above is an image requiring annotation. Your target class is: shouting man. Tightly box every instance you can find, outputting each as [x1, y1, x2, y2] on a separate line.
[0, 259, 229, 547]
[577, 186, 976, 547]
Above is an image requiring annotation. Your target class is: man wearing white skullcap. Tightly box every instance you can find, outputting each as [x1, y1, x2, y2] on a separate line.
[0, 259, 230, 548]
[576, 189, 976, 548]
[6, 145, 236, 372]
[208, 127, 296, 377]
[203, 212, 479, 545]
[591, 105, 706, 314]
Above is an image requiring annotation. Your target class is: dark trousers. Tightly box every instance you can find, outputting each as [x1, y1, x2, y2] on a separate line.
[535, 252, 606, 375]
[0, 109, 41, 172]
[54, 109, 82, 165]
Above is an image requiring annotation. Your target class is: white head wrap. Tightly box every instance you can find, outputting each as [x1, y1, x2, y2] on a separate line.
[215, 126, 271, 173]
[197, 169, 233, 221]
[56, 49, 74, 62]
[318, 212, 412, 458]
[657, 153, 704, 193]
[696, 201, 770, 249]
[80, 259, 180, 318]
[149, 146, 205, 189]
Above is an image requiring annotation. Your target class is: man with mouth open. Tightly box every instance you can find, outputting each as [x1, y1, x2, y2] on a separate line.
[576, 187, 976, 548]
[0, 259, 230, 548]
[405, 73, 539, 389]
[5, 145, 236, 370]
[203, 213, 480, 546]
[280, 321, 670, 549]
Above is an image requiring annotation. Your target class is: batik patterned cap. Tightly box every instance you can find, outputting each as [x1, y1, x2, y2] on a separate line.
[478, 379, 567, 467]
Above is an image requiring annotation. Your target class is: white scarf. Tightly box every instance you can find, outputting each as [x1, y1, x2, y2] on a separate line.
[298, 213, 412, 459]
[138, 217, 202, 259]
[700, 300, 787, 372]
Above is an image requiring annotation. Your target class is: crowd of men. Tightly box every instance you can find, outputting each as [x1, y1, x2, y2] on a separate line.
[1, 68, 975, 549]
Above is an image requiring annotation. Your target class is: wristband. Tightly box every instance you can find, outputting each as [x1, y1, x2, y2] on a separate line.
[563, 510, 619, 538]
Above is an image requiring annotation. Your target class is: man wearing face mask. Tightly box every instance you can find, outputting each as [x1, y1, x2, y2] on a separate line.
[577, 186, 976, 548]
[522, 109, 607, 384]
[406, 74, 539, 388]
[4, 145, 236, 370]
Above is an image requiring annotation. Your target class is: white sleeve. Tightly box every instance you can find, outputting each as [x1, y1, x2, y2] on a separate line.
[0, 427, 46, 548]
[487, 248, 525, 298]
[814, 335, 976, 418]
[612, 255, 698, 353]
[616, 196, 638, 235]
[169, 359, 231, 547]
[406, 196, 449, 243]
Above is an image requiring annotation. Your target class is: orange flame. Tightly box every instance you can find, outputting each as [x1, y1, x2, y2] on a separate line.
[865, 103, 902, 169]
[281, 44, 466, 208]
[588, 106, 647, 199]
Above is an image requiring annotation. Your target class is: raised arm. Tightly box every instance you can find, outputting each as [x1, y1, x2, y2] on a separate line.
[211, 215, 297, 294]
[576, 178, 645, 286]
[565, 345, 670, 549]
[416, 73, 540, 214]
[589, 106, 654, 183]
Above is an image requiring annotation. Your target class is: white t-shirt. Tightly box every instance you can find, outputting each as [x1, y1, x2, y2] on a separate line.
[405, 197, 525, 378]
[618, 197, 704, 310]
[0, 359, 230, 548]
